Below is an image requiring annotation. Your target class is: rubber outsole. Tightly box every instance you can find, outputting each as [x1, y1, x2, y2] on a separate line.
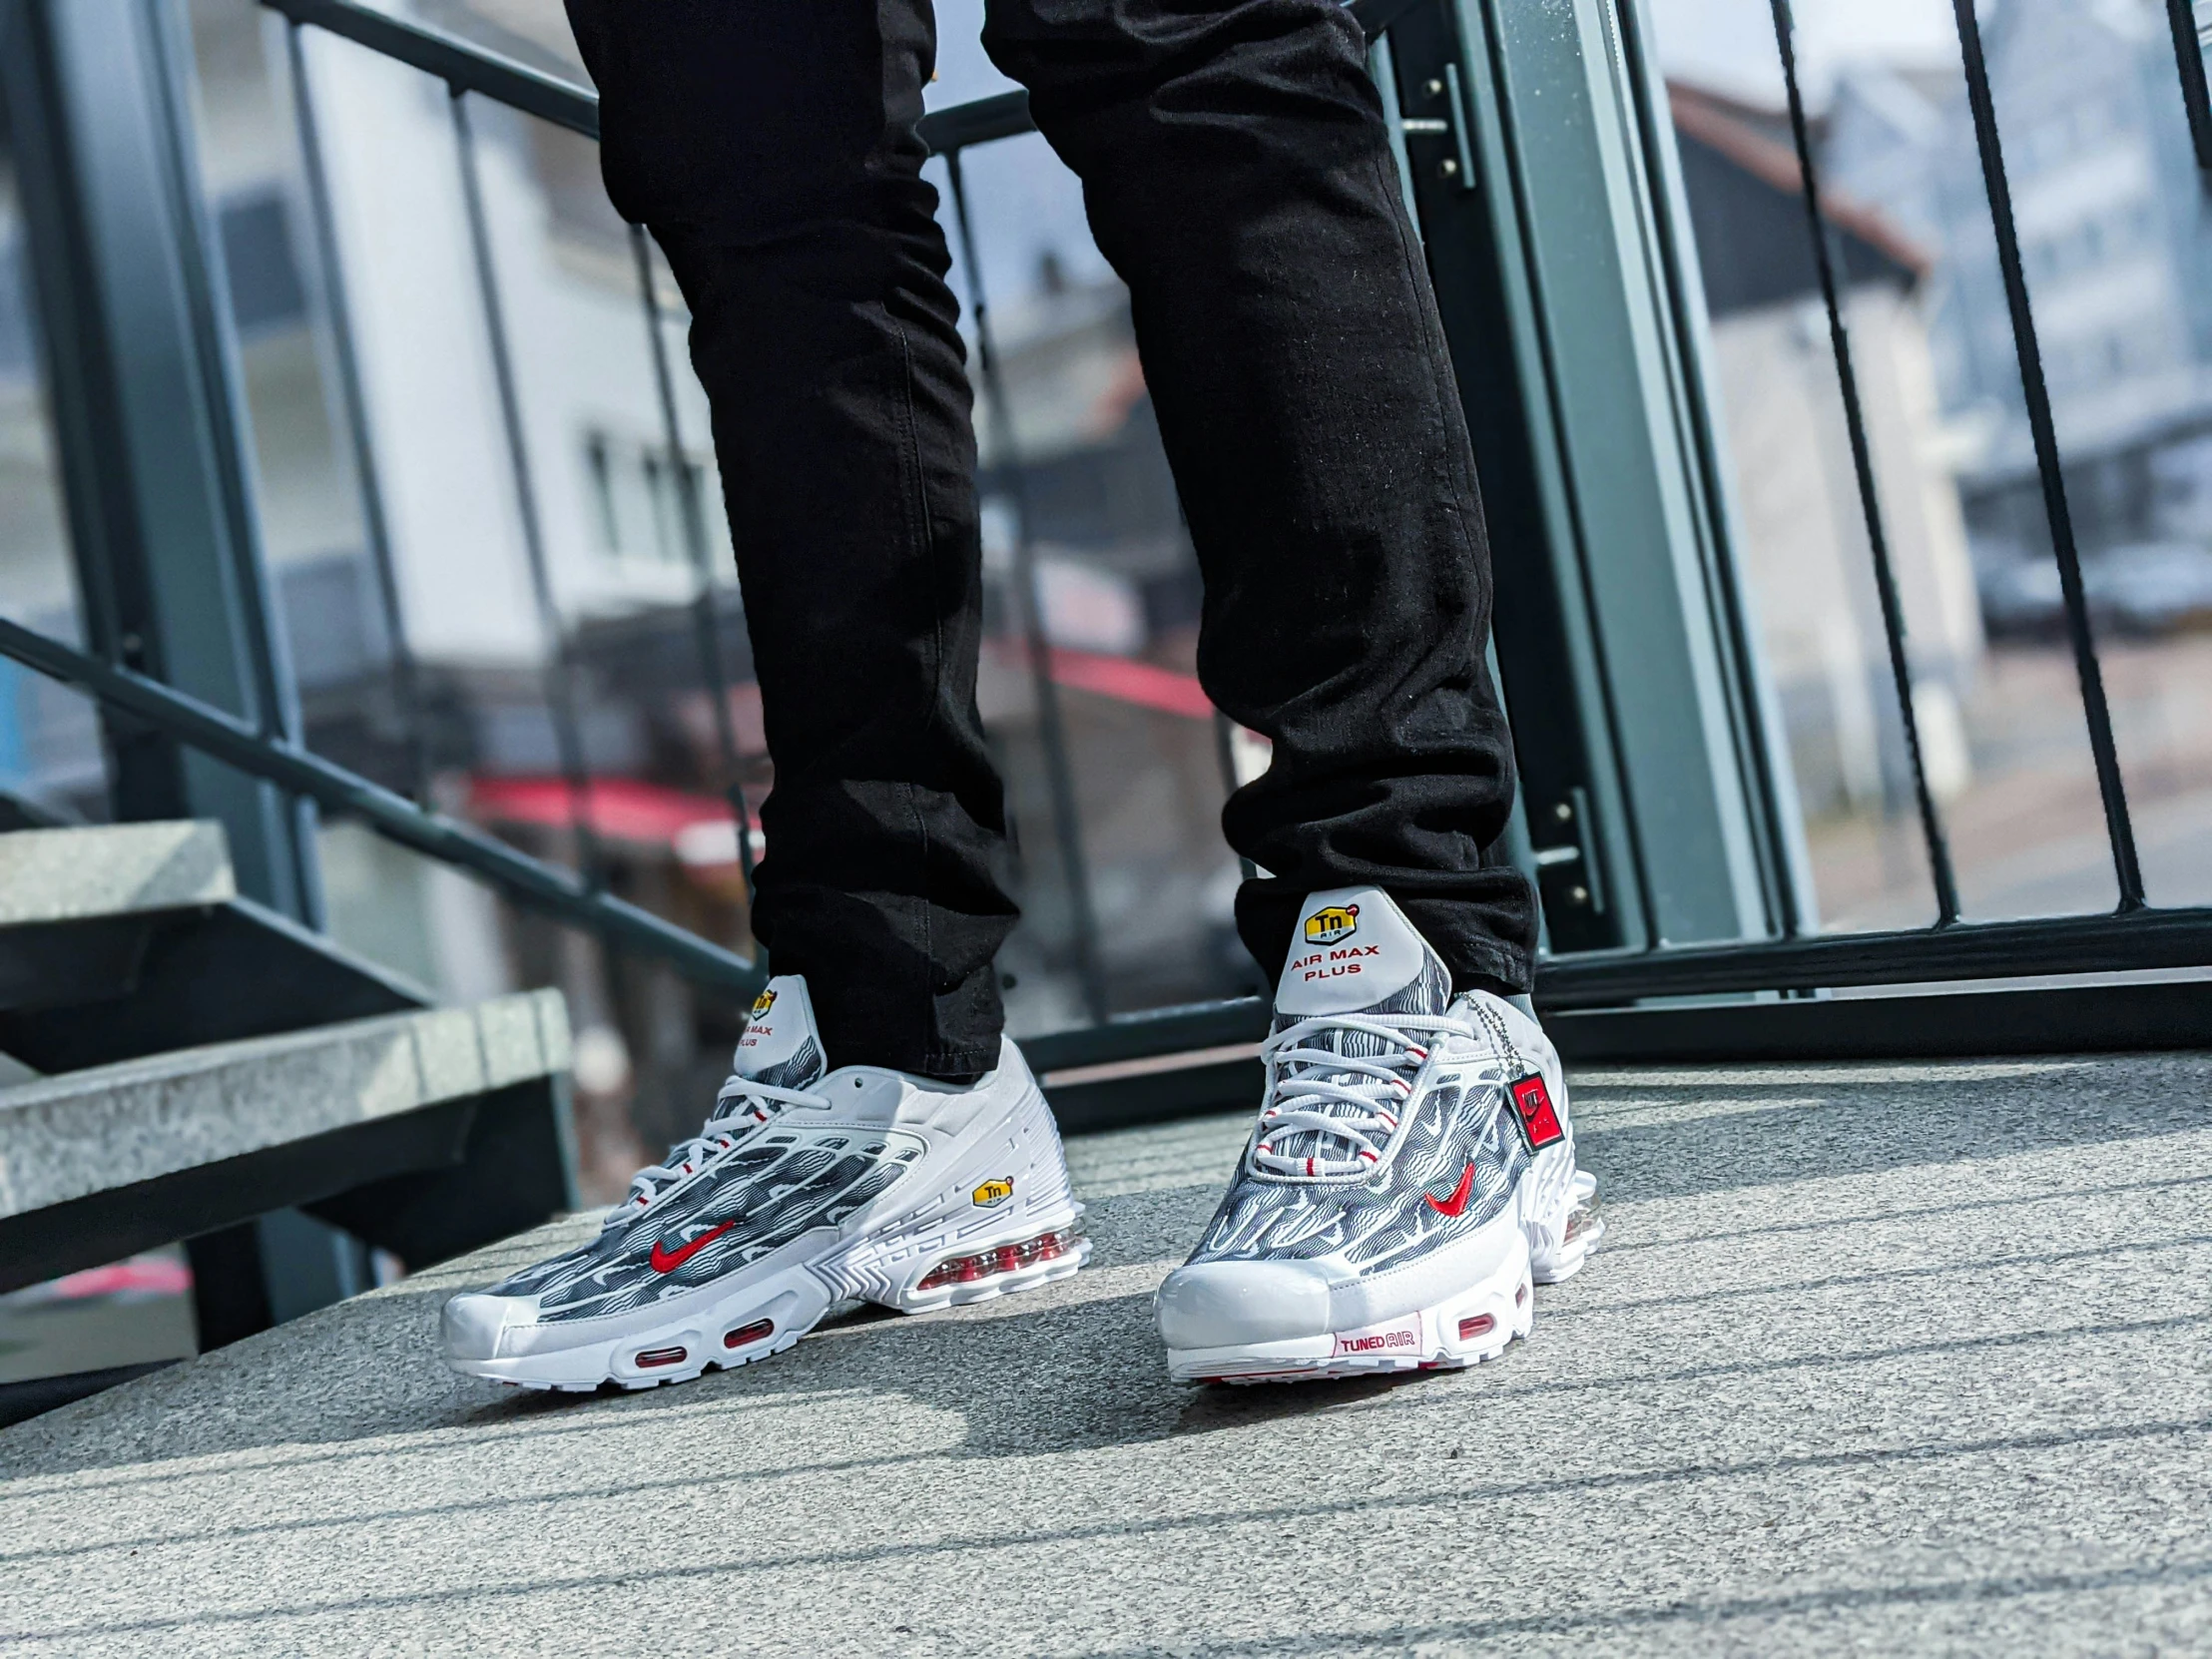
[484, 1247, 1092, 1394]
[455, 1218, 1092, 1395]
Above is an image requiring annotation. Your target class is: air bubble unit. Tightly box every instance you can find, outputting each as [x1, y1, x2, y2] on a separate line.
[915, 1224, 1084, 1293]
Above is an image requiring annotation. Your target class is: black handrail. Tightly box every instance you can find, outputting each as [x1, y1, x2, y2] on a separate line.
[265, 0, 598, 138]
[1023, 898, 2212, 1069]
[448, 88, 607, 891]
[267, 0, 1429, 160]
[0, 615, 764, 997]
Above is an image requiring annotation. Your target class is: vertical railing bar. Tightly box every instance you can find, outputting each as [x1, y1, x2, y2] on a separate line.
[1462, 0, 1666, 952]
[285, 20, 432, 809]
[2162, 0, 2212, 180]
[1949, 0, 2146, 910]
[148, 0, 327, 924]
[1613, 0, 1802, 941]
[1212, 711, 1260, 883]
[1770, 0, 1962, 926]
[449, 87, 606, 890]
[628, 222, 759, 908]
[147, 6, 286, 750]
[943, 149, 1110, 1025]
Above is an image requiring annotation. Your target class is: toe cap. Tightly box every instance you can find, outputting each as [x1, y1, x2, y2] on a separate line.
[1154, 1259, 1332, 1350]
[441, 1292, 525, 1364]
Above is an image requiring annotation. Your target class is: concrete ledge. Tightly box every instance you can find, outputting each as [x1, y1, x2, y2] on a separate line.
[4, 1051, 2210, 1654]
[0, 824, 233, 926]
[0, 989, 569, 1220]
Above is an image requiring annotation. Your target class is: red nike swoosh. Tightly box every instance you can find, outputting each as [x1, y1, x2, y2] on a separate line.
[650, 1220, 737, 1274]
[1424, 1163, 1476, 1218]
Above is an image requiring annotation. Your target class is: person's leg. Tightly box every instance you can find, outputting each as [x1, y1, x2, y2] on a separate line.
[980, 0, 1596, 1386]
[564, 0, 1013, 1076]
[445, 2, 1098, 1395]
[982, 0, 1535, 995]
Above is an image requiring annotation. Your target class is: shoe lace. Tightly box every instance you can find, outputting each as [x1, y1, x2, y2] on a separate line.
[1252, 1011, 1474, 1178]
[613, 1075, 830, 1221]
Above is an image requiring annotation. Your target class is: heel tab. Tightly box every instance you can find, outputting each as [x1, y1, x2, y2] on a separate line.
[994, 1034, 1039, 1088]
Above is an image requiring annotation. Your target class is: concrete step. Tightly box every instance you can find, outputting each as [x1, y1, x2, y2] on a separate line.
[0, 822, 426, 1066]
[0, 824, 235, 1017]
[3, 1049, 2206, 1654]
[0, 822, 233, 926]
[0, 990, 572, 1296]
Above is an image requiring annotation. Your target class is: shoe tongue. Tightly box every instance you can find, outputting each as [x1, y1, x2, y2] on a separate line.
[1276, 887, 1448, 1020]
[731, 975, 828, 1090]
[1265, 888, 1452, 1169]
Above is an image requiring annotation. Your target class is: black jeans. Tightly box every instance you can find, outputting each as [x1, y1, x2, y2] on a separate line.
[564, 0, 1535, 1076]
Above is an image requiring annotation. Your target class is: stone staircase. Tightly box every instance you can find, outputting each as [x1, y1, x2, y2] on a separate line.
[0, 820, 573, 1422]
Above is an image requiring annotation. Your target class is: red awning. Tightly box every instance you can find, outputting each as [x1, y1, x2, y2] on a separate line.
[986, 642, 1218, 720]
[472, 645, 1225, 861]
[469, 776, 754, 848]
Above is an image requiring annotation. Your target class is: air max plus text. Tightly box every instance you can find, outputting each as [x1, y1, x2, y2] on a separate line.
[1153, 887, 1604, 1384]
[441, 975, 1090, 1391]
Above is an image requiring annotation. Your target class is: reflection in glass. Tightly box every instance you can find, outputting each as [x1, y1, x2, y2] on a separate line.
[1651, 0, 2212, 929]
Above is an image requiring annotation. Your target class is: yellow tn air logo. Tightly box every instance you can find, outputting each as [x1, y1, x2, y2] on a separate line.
[1304, 903, 1360, 947]
[750, 986, 778, 1019]
[971, 1177, 1015, 1209]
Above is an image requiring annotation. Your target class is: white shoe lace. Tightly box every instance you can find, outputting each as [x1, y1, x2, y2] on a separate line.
[613, 1074, 830, 1220]
[1252, 1011, 1476, 1178]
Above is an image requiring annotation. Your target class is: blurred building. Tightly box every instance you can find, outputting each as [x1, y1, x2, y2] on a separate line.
[1824, 0, 2212, 566]
[1672, 83, 1982, 821]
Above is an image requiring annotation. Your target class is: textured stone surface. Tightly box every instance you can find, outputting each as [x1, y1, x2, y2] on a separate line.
[2, 1051, 2209, 1655]
[0, 990, 570, 1218]
[0, 823, 234, 925]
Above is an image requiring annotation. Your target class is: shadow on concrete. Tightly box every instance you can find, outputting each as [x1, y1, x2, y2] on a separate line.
[1568, 1052, 2212, 1205]
[9, 1409, 2210, 1647]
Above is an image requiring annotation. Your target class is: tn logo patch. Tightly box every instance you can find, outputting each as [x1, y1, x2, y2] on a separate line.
[1303, 904, 1360, 946]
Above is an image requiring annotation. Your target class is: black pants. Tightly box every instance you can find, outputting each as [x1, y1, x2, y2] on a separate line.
[565, 0, 1534, 1076]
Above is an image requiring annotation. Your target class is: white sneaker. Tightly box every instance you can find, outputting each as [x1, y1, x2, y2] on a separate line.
[442, 976, 1089, 1390]
[1154, 886, 1601, 1383]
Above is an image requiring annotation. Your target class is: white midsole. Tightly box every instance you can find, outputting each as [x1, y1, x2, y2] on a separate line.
[448, 1080, 1089, 1390]
[1163, 1204, 1534, 1383]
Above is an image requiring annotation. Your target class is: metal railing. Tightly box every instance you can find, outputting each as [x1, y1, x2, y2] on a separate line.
[3, 0, 2208, 1073]
[280, 0, 761, 920]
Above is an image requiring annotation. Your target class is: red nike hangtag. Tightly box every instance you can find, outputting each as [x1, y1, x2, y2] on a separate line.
[1508, 1073, 1565, 1150]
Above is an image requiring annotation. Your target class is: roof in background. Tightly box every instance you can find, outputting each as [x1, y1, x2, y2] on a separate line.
[1669, 79, 1931, 320]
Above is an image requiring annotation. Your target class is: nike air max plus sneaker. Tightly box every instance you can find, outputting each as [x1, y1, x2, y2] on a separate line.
[1154, 886, 1602, 1384]
[442, 975, 1089, 1390]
